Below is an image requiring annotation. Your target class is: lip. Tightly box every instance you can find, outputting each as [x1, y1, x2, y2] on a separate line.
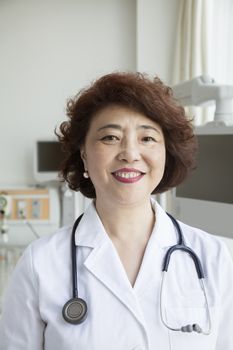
[111, 168, 145, 184]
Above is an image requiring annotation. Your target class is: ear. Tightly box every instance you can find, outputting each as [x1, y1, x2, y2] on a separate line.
[80, 147, 87, 168]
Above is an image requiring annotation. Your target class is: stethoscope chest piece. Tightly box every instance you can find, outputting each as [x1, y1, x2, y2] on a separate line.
[64, 212, 211, 334]
[62, 297, 88, 324]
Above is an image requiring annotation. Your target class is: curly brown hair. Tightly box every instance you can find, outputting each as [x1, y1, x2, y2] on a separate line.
[56, 72, 197, 198]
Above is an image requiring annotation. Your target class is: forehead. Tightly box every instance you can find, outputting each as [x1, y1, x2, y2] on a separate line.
[89, 105, 162, 131]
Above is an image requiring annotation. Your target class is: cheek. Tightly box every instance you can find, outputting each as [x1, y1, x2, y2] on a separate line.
[86, 148, 109, 171]
[150, 147, 166, 168]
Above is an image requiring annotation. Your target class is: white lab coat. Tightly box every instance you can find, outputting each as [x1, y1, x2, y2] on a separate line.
[0, 199, 233, 350]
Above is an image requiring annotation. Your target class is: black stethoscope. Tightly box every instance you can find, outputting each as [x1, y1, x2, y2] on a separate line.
[62, 213, 211, 335]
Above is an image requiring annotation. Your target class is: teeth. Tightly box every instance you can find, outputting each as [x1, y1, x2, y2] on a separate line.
[114, 172, 141, 179]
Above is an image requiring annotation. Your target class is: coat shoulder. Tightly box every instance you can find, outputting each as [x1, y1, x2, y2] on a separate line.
[178, 220, 232, 267]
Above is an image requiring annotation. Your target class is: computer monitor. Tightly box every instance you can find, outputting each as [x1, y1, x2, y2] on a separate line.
[171, 124, 233, 238]
[34, 140, 65, 182]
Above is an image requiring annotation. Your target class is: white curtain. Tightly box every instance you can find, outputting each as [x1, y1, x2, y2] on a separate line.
[164, 0, 213, 212]
[172, 0, 211, 84]
[172, 0, 213, 126]
[210, 0, 233, 85]
[156, 1, 233, 210]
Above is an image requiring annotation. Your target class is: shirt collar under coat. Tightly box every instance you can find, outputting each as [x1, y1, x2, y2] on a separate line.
[74, 198, 178, 249]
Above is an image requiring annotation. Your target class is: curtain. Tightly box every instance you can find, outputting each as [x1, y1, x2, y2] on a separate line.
[172, 0, 213, 126]
[210, 0, 233, 84]
[172, 0, 211, 84]
[163, 0, 212, 212]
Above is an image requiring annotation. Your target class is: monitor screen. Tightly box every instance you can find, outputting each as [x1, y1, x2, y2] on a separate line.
[176, 134, 233, 204]
[34, 141, 65, 182]
[37, 141, 64, 172]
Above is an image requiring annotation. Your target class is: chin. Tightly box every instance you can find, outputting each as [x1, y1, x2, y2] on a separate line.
[112, 191, 151, 207]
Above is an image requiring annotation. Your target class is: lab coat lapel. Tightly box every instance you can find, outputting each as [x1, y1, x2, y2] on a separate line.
[133, 201, 178, 296]
[75, 202, 147, 329]
[84, 240, 147, 327]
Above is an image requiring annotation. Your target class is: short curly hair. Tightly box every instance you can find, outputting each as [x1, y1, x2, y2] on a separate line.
[56, 72, 197, 198]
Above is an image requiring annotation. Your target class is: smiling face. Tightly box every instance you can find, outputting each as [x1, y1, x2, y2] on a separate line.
[81, 105, 166, 207]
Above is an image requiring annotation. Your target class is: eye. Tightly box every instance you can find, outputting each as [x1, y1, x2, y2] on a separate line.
[142, 136, 156, 143]
[100, 135, 120, 143]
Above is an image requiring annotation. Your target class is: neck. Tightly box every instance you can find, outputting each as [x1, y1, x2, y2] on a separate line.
[95, 198, 155, 242]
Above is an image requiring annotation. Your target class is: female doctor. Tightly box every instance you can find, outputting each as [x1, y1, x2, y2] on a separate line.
[0, 72, 233, 350]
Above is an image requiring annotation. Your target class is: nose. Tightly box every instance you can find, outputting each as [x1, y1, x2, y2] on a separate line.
[117, 139, 141, 163]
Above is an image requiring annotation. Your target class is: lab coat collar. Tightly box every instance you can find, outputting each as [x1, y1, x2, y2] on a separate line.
[75, 198, 178, 249]
[152, 200, 178, 248]
[75, 201, 148, 332]
[74, 198, 178, 333]
[131, 199, 178, 296]
[74, 201, 110, 248]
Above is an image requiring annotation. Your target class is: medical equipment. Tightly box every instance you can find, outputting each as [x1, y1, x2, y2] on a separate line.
[62, 214, 87, 324]
[62, 213, 211, 335]
[0, 187, 60, 246]
[34, 140, 65, 183]
[0, 246, 23, 314]
[172, 75, 233, 125]
[60, 185, 91, 227]
[173, 125, 233, 238]
[34, 140, 90, 227]
[172, 76, 233, 239]
[0, 187, 60, 313]
[160, 213, 211, 335]
[0, 194, 11, 242]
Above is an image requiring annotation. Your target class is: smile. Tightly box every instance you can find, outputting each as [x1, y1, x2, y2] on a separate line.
[112, 169, 145, 183]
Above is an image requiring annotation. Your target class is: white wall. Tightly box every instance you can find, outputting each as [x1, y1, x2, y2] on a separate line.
[0, 0, 181, 187]
[136, 0, 180, 84]
[0, 0, 136, 186]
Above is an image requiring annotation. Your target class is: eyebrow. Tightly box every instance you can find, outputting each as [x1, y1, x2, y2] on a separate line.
[98, 124, 122, 131]
[97, 124, 161, 133]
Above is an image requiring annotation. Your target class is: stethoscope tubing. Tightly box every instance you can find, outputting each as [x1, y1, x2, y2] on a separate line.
[64, 211, 211, 334]
[71, 214, 83, 299]
[162, 244, 205, 279]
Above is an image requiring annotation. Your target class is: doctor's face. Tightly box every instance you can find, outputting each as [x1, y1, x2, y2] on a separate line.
[81, 105, 166, 207]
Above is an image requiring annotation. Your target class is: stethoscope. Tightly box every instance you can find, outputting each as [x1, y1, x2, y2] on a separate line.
[62, 213, 211, 335]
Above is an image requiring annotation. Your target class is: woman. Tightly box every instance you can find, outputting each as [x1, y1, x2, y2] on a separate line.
[0, 72, 233, 349]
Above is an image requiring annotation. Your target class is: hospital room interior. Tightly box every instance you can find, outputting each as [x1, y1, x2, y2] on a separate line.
[0, 0, 233, 314]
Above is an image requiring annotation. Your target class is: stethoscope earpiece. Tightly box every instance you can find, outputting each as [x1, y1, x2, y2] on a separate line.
[181, 323, 202, 333]
[62, 297, 88, 324]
